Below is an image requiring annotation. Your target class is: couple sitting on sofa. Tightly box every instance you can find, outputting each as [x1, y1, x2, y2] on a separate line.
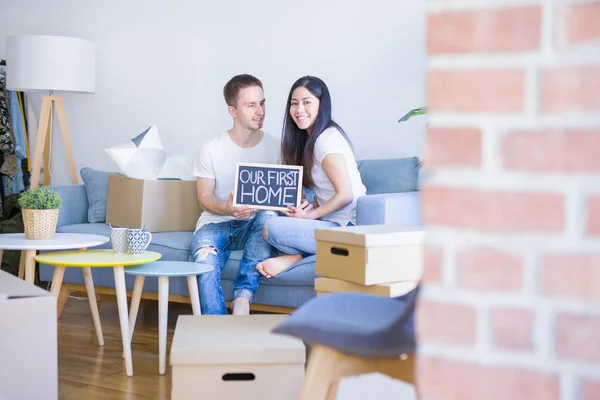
[192, 73, 367, 315]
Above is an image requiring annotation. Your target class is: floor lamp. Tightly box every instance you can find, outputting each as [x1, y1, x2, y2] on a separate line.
[6, 35, 95, 188]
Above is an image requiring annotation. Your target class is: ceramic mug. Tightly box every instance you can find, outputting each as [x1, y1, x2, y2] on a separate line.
[111, 227, 129, 254]
[127, 228, 152, 255]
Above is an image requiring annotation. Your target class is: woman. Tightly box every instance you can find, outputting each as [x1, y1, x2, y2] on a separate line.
[256, 76, 367, 278]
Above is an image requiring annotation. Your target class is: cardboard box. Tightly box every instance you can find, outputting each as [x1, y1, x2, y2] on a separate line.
[315, 224, 425, 285]
[315, 277, 418, 298]
[106, 174, 202, 232]
[170, 315, 305, 400]
[0, 269, 57, 400]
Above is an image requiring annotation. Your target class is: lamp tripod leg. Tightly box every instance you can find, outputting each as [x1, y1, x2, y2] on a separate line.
[43, 104, 52, 186]
[30, 97, 52, 189]
[54, 97, 78, 185]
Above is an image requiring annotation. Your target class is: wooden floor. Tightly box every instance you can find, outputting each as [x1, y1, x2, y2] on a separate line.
[58, 293, 196, 399]
[58, 293, 417, 400]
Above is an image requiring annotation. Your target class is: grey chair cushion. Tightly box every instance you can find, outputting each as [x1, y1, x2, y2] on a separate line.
[272, 291, 417, 358]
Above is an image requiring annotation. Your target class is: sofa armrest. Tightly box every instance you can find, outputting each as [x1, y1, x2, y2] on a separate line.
[356, 191, 422, 227]
[48, 184, 89, 227]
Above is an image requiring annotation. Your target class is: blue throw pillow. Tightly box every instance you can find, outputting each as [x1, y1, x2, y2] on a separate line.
[357, 157, 420, 195]
[80, 167, 111, 223]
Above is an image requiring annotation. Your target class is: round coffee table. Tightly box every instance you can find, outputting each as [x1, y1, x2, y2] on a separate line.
[34, 249, 162, 377]
[0, 233, 109, 284]
[124, 261, 215, 375]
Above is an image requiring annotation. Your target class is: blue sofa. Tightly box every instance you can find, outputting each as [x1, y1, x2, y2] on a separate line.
[39, 157, 422, 311]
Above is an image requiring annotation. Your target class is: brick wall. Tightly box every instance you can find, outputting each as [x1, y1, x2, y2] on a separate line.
[418, 1, 600, 399]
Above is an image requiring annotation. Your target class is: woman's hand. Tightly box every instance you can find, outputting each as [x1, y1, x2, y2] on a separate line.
[283, 199, 315, 219]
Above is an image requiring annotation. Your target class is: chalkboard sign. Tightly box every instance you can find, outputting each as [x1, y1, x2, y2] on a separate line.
[233, 163, 304, 211]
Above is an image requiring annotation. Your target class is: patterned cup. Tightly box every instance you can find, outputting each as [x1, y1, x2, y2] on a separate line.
[111, 227, 129, 254]
[127, 228, 152, 255]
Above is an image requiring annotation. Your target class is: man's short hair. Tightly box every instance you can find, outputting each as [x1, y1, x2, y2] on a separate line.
[223, 74, 263, 107]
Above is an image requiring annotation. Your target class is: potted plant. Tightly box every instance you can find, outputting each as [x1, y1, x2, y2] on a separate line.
[18, 187, 63, 240]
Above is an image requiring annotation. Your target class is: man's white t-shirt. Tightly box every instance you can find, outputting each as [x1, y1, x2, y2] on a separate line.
[193, 131, 280, 232]
[312, 127, 367, 227]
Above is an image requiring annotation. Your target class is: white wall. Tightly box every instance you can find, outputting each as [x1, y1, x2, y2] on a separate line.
[0, 0, 426, 185]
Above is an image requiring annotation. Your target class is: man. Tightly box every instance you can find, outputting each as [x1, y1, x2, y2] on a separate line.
[191, 74, 280, 315]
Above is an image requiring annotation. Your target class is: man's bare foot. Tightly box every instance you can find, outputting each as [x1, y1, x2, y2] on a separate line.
[231, 297, 250, 315]
[256, 255, 303, 278]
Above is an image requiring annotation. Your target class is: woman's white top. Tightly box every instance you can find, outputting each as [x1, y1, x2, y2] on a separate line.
[311, 127, 367, 227]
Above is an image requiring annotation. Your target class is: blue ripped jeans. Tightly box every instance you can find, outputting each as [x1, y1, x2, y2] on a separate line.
[263, 217, 341, 257]
[190, 210, 277, 315]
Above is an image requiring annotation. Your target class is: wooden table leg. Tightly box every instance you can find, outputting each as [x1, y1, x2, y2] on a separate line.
[18, 250, 25, 279]
[24, 249, 37, 284]
[57, 285, 70, 318]
[123, 275, 145, 359]
[128, 275, 145, 341]
[50, 266, 66, 296]
[82, 267, 104, 346]
[187, 275, 201, 315]
[50, 265, 67, 318]
[158, 276, 169, 375]
[114, 265, 133, 377]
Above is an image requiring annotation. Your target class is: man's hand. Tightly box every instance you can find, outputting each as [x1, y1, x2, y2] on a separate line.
[224, 191, 256, 219]
[282, 199, 314, 219]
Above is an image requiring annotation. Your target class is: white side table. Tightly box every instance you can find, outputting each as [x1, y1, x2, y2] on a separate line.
[0, 233, 109, 283]
[125, 261, 215, 375]
[0, 233, 109, 317]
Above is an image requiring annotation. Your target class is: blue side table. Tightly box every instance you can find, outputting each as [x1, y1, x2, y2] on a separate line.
[124, 261, 214, 375]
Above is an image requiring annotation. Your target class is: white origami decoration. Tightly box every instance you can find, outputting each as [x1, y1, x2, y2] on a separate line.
[105, 125, 167, 180]
[158, 155, 195, 181]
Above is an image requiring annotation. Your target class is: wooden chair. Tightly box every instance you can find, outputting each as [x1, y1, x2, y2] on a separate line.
[272, 287, 419, 399]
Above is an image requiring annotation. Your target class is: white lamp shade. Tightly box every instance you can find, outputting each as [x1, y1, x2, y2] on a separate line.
[6, 35, 95, 93]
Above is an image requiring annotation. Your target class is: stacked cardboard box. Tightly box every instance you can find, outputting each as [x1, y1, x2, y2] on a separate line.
[106, 174, 202, 232]
[314, 225, 425, 298]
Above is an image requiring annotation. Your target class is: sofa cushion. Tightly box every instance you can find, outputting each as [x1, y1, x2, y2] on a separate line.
[222, 253, 316, 286]
[221, 279, 316, 308]
[58, 223, 316, 287]
[357, 157, 420, 195]
[53, 184, 89, 227]
[151, 231, 194, 251]
[57, 223, 192, 261]
[80, 168, 112, 223]
[57, 223, 112, 239]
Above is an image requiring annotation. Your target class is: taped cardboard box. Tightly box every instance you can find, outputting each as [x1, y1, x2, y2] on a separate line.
[315, 225, 425, 285]
[106, 174, 202, 232]
[315, 277, 418, 298]
[0, 269, 57, 400]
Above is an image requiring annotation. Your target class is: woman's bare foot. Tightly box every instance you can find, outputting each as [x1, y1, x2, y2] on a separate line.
[256, 254, 303, 278]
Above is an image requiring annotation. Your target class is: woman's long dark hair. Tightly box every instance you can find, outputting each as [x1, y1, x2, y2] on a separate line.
[281, 76, 352, 188]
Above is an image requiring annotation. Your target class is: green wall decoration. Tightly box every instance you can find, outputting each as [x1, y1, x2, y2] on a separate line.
[398, 107, 427, 123]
